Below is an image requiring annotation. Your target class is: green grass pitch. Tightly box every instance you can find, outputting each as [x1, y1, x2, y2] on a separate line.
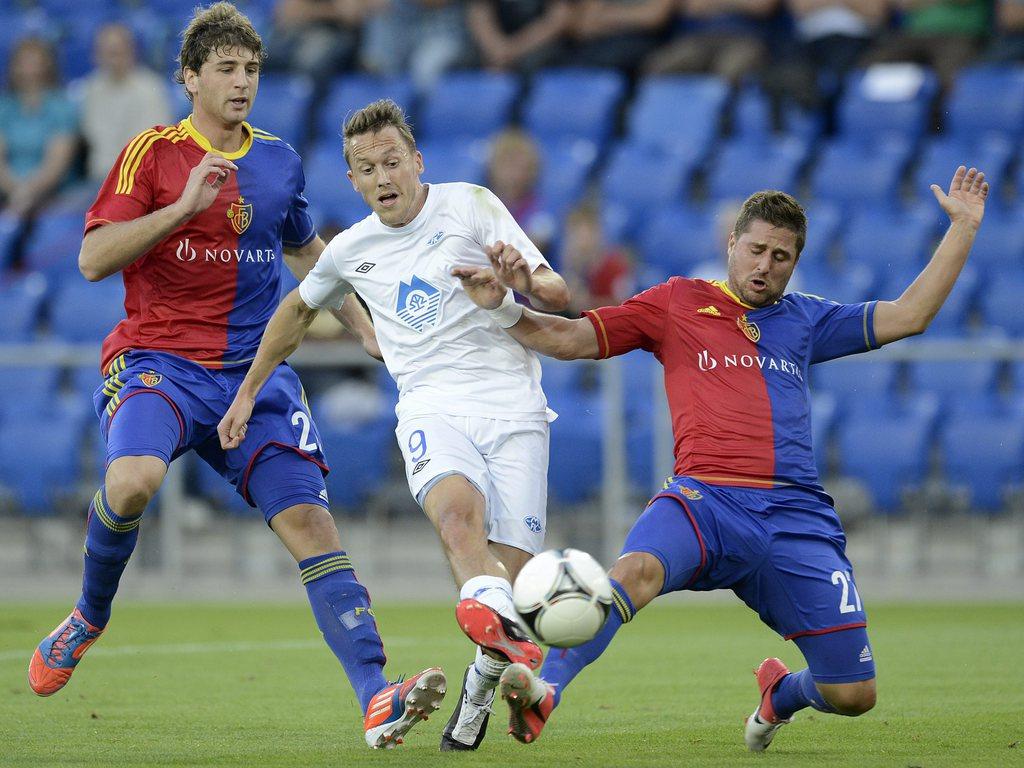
[2, 601, 1021, 767]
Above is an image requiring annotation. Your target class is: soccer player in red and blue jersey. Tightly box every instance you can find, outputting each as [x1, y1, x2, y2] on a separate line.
[454, 166, 989, 750]
[28, 3, 446, 749]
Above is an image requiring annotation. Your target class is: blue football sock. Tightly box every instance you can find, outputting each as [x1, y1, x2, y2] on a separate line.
[540, 578, 635, 708]
[300, 552, 388, 714]
[770, 668, 836, 720]
[75, 488, 141, 629]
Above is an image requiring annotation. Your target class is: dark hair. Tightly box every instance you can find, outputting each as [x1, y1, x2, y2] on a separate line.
[342, 99, 417, 165]
[733, 190, 807, 255]
[7, 37, 60, 93]
[174, 2, 264, 102]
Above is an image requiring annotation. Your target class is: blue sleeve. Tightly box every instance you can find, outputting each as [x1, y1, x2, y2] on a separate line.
[793, 293, 880, 364]
[282, 158, 316, 248]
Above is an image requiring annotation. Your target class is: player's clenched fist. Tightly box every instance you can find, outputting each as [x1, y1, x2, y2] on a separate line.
[176, 152, 239, 219]
[217, 394, 254, 450]
[485, 240, 533, 295]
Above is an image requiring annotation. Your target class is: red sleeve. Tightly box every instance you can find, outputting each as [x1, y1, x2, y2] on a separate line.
[84, 131, 158, 234]
[583, 279, 674, 359]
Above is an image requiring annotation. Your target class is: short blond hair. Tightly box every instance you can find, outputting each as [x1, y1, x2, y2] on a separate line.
[342, 99, 417, 165]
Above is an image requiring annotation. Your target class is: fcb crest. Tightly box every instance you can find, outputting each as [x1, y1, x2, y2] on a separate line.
[737, 314, 761, 343]
[678, 486, 703, 501]
[138, 371, 162, 387]
[227, 196, 253, 235]
[396, 275, 442, 332]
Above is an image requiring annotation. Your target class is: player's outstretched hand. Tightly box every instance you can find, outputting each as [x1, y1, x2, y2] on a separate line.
[218, 394, 255, 451]
[451, 265, 506, 309]
[177, 152, 239, 219]
[485, 241, 533, 295]
[930, 165, 988, 229]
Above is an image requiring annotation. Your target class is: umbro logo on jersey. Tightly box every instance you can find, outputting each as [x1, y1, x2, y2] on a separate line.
[859, 645, 873, 663]
[412, 458, 430, 475]
[356, 262, 376, 273]
[426, 230, 445, 246]
[697, 305, 721, 316]
[396, 275, 442, 332]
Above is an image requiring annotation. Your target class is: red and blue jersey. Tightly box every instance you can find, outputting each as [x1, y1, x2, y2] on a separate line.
[585, 277, 880, 493]
[85, 116, 316, 372]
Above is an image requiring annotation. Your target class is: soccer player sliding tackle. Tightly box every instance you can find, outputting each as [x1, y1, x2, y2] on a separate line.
[218, 99, 571, 751]
[454, 166, 988, 750]
[28, 3, 444, 750]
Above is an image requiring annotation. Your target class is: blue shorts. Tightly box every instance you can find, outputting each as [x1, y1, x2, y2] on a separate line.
[623, 477, 872, 680]
[95, 351, 329, 522]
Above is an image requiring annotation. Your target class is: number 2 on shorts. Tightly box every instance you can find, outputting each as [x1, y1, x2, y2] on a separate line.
[291, 411, 318, 452]
[409, 429, 427, 462]
[831, 569, 862, 614]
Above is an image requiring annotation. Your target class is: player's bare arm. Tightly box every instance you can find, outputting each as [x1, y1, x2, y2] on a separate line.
[284, 235, 382, 360]
[485, 240, 571, 312]
[79, 152, 238, 281]
[217, 288, 318, 450]
[452, 265, 599, 360]
[873, 165, 988, 346]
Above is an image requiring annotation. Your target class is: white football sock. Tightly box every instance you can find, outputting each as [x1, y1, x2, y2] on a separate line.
[466, 647, 507, 706]
[459, 574, 517, 621]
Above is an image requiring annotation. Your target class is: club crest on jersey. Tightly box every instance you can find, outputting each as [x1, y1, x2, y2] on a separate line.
[677, 486, 703, 501]
[396, 275, 442, 332]
[138, 371, 162, 387]
[737, 314, 761, 342]
[426, 230, 445, 246]
[227, 196, 253, 235]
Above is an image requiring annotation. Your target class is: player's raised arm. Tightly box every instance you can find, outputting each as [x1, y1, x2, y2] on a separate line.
[218, 287, 318, 449]
[873, 165, 988, 346]
[79, 151, 238, 281]
[452, 264, 600, 360]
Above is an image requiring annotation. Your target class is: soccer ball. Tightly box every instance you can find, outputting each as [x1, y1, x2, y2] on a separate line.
[512, 548, 613, 647]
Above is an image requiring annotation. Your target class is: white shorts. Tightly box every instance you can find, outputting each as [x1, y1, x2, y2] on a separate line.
[395, 413, 549, 554]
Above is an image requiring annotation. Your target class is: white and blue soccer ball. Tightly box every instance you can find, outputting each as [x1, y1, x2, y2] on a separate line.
[512, 548, 613, 648]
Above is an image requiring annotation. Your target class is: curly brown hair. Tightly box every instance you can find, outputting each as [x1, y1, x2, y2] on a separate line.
[173, 2, 264, 102]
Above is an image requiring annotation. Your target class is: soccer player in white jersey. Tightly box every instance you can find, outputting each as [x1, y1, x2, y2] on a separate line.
[217, 99, 570, 751]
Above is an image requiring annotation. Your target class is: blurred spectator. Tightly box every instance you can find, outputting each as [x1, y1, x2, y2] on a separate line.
[562, 202, 634, 313]
[568, 0, 676, 72]
[644, 0, 779, 85]
[80, 24, 172, 185]
[984, 0, 1024, 62]
[487, 129, 556, 254]
[0, 38, 77, 218]
[862, 0, 988, 88]
[467, 0, 572, 71]
[761, 0, 887, 111]
[266, 0, 379, 83]
[361, 0, 468, 92]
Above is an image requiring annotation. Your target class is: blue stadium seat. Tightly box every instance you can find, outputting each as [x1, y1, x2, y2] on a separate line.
[732, 86, 824, 144]
[537, 137, 598, 217]
[23, 210, 86, 279]
[946, 66, 1024, 141]
[50, 280, 125, 343]
[540, 358, 587, 398]
[940, 414, 1024, 511]
[800, 203, 842, 263]
[418, 72, 518, 142]
[626, 76, 728, 160]
[245, 73, 314, 149]
[707, 136, 807, 203]
[836, 66, 939, 143]
[836, 411, 933, 512]
[548, 397, 603, 504]
[319, 420, 391, 507]
[523, 68, 626, 146]
[967, 210, 1024, 276]
[0, 274, 46, 341]
[302, 140, 370, 229]
[600, 142, 694, 236]
[878, 265, 978, 334]
[810, 138, 912, 206]
[840, 207, 937, 271]
[637, 205, 719, 276]
[812, 359, 898, 400]
[797, 261, 875, 305]
[0, 365, 61, 422]
[0, 415, 82, 515]
[909, 357, 999, 402]
[419, 139, 487, 185]
[192, 456, 251, 516]
[316, 74, 415, 143]
[913, 136, 1013, 205]
[979, 276, 1024, 335]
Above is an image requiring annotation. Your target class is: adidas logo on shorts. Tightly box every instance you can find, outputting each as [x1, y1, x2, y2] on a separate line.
[859, 645, 873, 663]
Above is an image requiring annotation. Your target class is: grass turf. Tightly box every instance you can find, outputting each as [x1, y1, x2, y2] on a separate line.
[1, 601, 1021, 767]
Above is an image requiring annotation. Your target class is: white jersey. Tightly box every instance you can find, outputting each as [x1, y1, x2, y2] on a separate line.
[299, 182, 554, 422]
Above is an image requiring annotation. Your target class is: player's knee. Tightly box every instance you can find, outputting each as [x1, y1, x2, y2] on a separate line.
[105, 459, 163, 517]
[609, 552, 664, 609]
[272, 504, 340, 551]
[823, 679, 876, 716]
[435, 503, 485, 555]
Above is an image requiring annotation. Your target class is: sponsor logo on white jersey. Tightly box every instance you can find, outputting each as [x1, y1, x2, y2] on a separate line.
[396, 275, 442, 332]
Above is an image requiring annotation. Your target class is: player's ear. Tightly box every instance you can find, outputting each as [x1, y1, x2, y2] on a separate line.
[183, 67, 199, 100]
[727, 230, 736, 257]
[415, 150, 424, 176]
[346, 168, 356, 191]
